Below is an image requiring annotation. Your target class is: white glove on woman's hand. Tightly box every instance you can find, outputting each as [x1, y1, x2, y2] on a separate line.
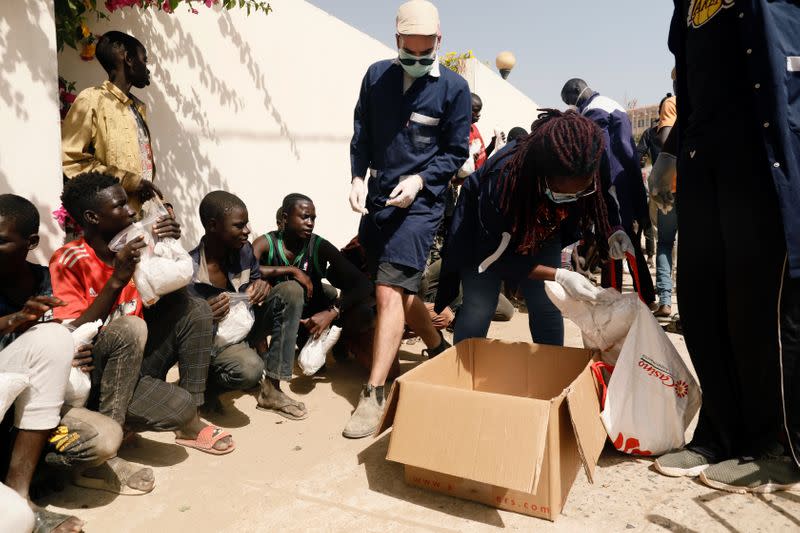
[648, 152, 677, 214]
[349, 177, 367, 214]
[386, 175, 424, 208]
[608, 229, 635, 261]
[555, 268, 606, 302]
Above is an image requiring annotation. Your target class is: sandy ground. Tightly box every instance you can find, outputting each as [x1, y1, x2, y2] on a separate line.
[42, 276, 800, 532]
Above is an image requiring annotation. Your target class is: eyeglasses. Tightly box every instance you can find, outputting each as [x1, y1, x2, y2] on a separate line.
[398, 56, 436, 66]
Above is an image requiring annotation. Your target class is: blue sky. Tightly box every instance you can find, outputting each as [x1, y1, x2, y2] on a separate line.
[309, 0, 676, 110]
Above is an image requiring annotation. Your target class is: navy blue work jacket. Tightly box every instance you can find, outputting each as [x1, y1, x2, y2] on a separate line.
[669, 0, 800, 278]
[579, 92, 649, 230]
[350, 59, 471, 271]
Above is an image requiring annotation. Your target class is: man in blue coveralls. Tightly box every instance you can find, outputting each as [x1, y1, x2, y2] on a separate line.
[344, 0, 471, 438]
[561, 79, 654, 305]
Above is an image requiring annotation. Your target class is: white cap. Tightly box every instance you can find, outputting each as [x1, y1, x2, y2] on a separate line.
[396, 1, 440, 36]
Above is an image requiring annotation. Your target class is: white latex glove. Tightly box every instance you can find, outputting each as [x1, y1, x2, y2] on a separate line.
[349, 177, 367, 214]
[648, 152, 676, 214]
[386, 175, 424, 208]
[608, 229, 635, 261]
[493, 128, 507, 151]
[457, 155, 476, 178]
[555, 268, 607, 302]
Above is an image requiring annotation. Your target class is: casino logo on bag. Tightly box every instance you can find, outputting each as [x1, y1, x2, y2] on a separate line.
[638, 355, 691, 398]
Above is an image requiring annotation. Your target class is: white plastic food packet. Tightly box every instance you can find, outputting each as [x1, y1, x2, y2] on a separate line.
[64, 319, 102, 407]
[109, 198, 193, 307]
[298, 325, 342, 376]
[215, 293, 255, 348]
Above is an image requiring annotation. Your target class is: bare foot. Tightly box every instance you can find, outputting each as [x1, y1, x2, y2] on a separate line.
[257, 381, 308, 420]
[53, 515, 84, 533]
[175, 415, 232, 452]
[74, 457, 154, 494]
[32, 505, 84, 533]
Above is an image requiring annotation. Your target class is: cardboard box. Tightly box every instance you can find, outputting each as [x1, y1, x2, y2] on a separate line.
[376, 339, 607, 521]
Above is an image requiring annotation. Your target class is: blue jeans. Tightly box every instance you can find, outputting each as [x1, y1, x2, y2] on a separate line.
[263, 280, 305, 381]
[656, 207, 678, 306]
[454, 237, 564, 345]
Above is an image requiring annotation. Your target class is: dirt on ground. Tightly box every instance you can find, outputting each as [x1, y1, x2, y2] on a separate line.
[42, 281, 800, 532]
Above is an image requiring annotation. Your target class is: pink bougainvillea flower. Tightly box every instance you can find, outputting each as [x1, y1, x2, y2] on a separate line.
[53, 205, 81, 232]
[204, 0, 215, 6]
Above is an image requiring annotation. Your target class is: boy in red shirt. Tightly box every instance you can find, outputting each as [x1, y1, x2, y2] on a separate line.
[51, 172, 234, 455]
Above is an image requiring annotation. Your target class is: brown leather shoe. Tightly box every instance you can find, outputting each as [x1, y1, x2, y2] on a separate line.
[654, 305, 672, 318]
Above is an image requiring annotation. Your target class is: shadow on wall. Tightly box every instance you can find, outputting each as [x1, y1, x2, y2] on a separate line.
[106, 9, 235, 246]
[57, 8, 304, 245]
[0, 166, 62, 263]
[216, 13, 300, 160]
[0, 1, 53, 121]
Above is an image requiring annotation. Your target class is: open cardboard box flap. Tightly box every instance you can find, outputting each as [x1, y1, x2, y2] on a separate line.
[566, 364, 608, 483]
[380, 379, 550, 493]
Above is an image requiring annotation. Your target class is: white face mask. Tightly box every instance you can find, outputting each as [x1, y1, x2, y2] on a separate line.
[568, 86, 591, 108]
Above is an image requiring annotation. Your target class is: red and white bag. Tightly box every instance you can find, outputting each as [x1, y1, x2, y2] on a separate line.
[595, 300, 701, 455]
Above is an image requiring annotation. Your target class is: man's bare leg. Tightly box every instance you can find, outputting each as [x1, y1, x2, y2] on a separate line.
[368, 284, 407, 387]
[6, 429, 84, 532]
[344, 284, 406, 437]
[402, 293, 443, 349]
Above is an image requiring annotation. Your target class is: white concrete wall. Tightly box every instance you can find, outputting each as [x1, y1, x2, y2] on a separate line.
[468, 58, 542, 143]
[0, 1, 63, 261]
[51, 0, 539, 251]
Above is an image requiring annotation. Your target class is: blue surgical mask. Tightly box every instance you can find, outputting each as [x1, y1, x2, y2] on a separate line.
[398, 49, 436, 78]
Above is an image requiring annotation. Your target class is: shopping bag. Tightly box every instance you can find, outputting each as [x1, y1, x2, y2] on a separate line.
[599, 300, 701, 456]
[298, 326, 342, 376]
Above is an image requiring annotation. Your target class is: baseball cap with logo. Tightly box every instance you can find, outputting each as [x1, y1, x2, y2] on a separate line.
[396, 1, 440, 36]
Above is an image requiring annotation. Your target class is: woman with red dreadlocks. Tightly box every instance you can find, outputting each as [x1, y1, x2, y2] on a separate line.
[435, 109, 618, 345]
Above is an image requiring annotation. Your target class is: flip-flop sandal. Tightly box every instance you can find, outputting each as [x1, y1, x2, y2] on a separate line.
[34, 508, 84, 533]
[175, 425, 236, 455]
[256, 398, 308, 420]
[72, 462, 154, 495]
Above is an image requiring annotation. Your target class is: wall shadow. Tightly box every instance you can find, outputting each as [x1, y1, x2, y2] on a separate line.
[0, 1, 53, 120]
[0, 165, 63, 262]
[216, 12, 300, 160]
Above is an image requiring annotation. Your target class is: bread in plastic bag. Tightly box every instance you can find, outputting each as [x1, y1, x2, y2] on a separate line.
[544, 281, 639, 364]
[109, 198, 193, 307]
[215, 294, 255, 348]
[63, 320, 102, 407]
[298, 325, 342, 376]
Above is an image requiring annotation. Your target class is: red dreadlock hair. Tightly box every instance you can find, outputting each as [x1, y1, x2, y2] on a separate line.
[498, 108, 612, 256]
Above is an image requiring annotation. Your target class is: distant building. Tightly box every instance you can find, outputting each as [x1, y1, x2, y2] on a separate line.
[628, 104, 660, 139]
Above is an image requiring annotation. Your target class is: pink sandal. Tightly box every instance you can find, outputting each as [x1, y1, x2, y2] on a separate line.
[175, 425, 235, 455]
